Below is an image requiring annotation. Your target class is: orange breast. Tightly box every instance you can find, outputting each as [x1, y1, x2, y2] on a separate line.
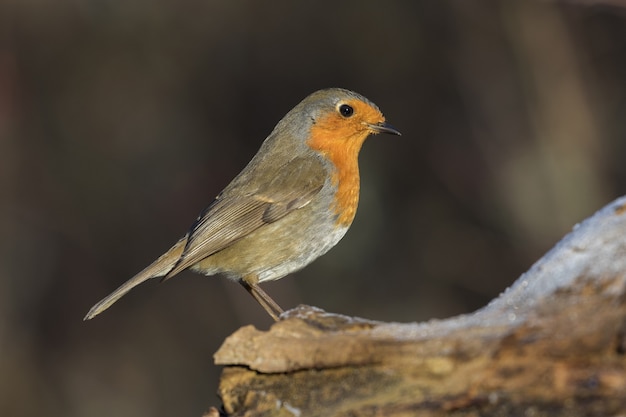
[307, 118, 370, 227]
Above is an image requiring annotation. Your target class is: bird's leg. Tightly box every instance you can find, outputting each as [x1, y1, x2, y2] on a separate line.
[240, 276, 284, 321]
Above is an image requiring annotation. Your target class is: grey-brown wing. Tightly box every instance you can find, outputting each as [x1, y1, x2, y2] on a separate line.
[163, 155, 327, 278]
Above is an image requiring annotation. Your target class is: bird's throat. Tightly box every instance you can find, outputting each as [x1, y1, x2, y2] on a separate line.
[307, 127, 368, 227]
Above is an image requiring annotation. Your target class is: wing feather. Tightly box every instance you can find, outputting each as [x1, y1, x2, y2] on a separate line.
[164, 155, 327, 278]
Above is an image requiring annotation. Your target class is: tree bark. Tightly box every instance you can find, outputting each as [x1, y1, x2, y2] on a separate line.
[212, 197, 626, 417]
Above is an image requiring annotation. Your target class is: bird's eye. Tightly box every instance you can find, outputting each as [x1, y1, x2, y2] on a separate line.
[338, 104, 354, 118]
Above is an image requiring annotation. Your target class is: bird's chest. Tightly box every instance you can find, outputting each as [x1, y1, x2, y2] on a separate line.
[306, 126, 365, 228]
[326, 156, 361, 227]
[331, 167, 360, 226]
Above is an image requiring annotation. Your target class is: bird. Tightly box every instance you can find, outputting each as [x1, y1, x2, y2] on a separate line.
[84, 88, 400, 322]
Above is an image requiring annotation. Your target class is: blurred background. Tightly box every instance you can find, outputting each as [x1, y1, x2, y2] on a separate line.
[2, 0, 626, 415]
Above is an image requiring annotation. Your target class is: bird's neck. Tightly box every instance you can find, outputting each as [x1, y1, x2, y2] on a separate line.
[307, 129, 368, 227]
[331, 154, 360, 227]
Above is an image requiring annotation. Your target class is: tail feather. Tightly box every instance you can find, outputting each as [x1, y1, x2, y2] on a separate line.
[83, 237, 187, 320]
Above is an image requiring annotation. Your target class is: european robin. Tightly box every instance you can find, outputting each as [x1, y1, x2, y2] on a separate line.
[84, 88, 400, 321]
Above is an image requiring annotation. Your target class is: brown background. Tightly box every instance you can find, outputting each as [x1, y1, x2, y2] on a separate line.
[1, 1, 626, 416]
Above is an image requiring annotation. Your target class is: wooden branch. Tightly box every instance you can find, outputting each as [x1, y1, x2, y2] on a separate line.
[212, 197, 626, 416]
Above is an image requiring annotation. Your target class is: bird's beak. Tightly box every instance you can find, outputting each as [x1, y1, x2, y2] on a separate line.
[367, 121, 402, 136]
